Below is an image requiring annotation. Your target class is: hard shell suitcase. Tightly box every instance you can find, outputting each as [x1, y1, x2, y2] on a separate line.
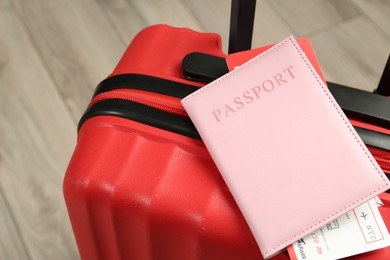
[64, 0, 390, 258]
[64, 23, 390, 259]
[64, 24, 265, 260]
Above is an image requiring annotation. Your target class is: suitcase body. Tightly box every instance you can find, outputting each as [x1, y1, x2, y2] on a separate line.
[64, 25, 390, 260]
[64, 25, 264, 260]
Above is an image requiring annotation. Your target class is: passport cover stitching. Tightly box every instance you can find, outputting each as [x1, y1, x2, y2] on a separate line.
[181, 36, 390, 256]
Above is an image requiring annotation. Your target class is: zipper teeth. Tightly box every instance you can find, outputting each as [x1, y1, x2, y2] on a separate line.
[90, 92, 188, 117]
[376, 157, 390, 172]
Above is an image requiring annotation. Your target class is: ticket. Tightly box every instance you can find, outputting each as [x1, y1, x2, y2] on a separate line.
[288, 199, 390, 259]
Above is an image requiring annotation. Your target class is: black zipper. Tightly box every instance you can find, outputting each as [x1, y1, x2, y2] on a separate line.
[79, 74, 201, 139]
[79, 98, 200, 139]
[80, 73, 390, 191]
[94, 73, 199, 97]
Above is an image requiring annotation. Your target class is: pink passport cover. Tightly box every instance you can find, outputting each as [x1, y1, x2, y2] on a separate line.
[181, 36, 390, 259]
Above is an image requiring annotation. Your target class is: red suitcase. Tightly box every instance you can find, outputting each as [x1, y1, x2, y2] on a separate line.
[64, 24, 264, 260]
[64, 1, 390, 258]
[64, 23, 390, 260]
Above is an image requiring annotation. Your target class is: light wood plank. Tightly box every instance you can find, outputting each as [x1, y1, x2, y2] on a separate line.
[0, 7, 78, 260]
[353, 0, 390, 39]
[329, 0, 362, 20]
[0, 188, 30, 260]
[0, 0, 9, 8]
[13, 0, 125, 121]
[252, 1, 296, 47]
[310, 17, 390, 91]
[181, 0, 230, 52]
[129, 0, 202, 31]
[182, 0, 294, 53]
[269, 0, 360, 36]
[96, 0, 147, 44]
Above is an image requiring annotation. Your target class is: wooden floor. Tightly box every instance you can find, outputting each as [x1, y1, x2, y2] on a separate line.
[0, 0, 389, 259]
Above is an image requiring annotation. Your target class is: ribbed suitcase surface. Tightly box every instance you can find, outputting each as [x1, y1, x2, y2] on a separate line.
[64, 25, 390, 260]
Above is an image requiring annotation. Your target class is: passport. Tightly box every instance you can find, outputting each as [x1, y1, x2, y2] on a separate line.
[181, 36, 390, 259]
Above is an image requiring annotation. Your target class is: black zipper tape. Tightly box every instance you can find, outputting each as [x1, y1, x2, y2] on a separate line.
[354, 127, 390, 151]
[386, 173, 390, 193]
[94, 74, 199, 98]
[83, 73, 390, 150]
[78, 99, 201, 140]
[181, 53, 390, 129]
[328, 82, 390, 129]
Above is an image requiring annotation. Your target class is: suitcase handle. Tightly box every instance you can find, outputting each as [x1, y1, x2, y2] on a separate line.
[228, 0, 257, 54]
[228, 0, 390, 96]
[376, 54, 390, 96]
